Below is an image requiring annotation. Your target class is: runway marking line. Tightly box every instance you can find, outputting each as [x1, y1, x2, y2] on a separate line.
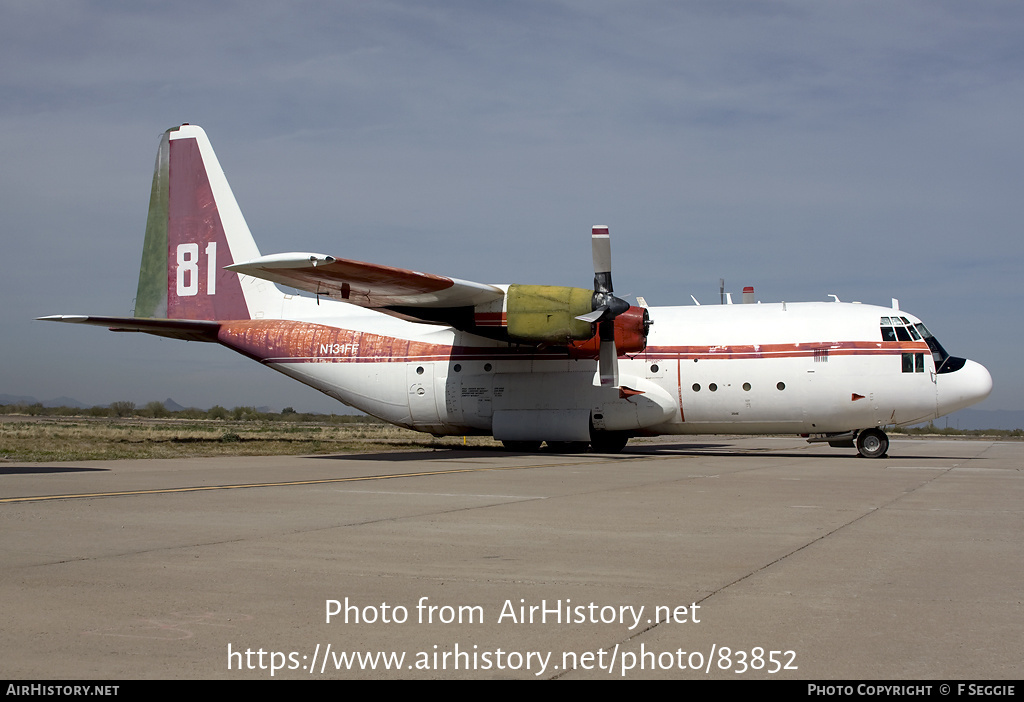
[0, 456, 646, 504]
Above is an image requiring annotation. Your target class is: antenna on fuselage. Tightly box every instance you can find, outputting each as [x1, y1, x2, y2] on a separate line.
[719, 278, 725, 305]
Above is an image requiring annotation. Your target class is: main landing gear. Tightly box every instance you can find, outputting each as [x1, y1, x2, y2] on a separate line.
[855, 428, 889, 459]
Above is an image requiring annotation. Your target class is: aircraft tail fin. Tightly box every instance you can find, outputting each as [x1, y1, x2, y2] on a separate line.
[134, 124, 276, 321]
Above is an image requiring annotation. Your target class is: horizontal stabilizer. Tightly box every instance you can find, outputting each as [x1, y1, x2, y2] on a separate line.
[38, 315, 221, 342]
[227, 253, 504, 309]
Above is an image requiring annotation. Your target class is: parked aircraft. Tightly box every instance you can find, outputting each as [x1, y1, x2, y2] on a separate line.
[41, 125, 992, 457]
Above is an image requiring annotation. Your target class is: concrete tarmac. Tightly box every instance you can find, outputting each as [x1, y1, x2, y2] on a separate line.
[1, 436, 1020, 680]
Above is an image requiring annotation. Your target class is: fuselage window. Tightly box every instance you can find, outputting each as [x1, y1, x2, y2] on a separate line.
[692, 383, 700, 392]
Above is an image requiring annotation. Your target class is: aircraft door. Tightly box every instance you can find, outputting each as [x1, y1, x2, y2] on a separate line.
[407, 363, 441, 427]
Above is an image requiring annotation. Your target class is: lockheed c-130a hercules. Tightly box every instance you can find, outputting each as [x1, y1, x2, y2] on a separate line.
[41, 124, 992, 458]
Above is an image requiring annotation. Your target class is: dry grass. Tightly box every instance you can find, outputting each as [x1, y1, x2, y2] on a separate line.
[0, 417, 501, 462]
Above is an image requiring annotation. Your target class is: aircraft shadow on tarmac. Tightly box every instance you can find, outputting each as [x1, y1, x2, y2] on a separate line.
[309, 442, 977, 462]
[309, 442, 762, 462]
[0, 465, 110, 475]
[619, 443, 979, 461]
[311, 446, 529, 462]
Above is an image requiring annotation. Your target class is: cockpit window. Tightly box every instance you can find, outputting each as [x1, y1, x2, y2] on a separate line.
[881, 316, 922, 342]
[914, 323, 945, 362]
[913, 322, 966, 373]
[880, 317, 897, 342]
[885, 318, 967, 373]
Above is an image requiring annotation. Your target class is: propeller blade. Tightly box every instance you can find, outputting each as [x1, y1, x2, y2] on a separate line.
[590, 226, 625, 387]
[599, 339, 619, 387]
[592, 225, 613, 293]
[575, 307, 606, 324]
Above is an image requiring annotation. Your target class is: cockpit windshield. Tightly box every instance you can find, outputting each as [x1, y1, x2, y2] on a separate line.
[913, 323, 966, 374]
[880, 317, 966, 374]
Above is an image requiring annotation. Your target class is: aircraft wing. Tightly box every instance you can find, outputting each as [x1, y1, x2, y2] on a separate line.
[38, 315, 221, 342]
[227, 253, 505, 308]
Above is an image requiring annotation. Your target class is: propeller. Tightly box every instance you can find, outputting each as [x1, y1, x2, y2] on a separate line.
[577, 226, 630, 387]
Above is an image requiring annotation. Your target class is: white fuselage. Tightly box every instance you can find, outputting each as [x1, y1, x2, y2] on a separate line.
[234, 290, 992, 441]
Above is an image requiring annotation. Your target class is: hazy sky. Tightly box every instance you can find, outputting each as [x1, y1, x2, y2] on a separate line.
[2, 1, 1021, 413]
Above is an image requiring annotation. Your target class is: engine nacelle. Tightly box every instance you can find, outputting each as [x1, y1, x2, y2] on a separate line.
[566, 306, 650, 358]
[505, 284, 595, 343]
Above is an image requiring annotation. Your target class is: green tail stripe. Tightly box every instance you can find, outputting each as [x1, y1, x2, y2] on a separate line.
[134, 128, 175, 318]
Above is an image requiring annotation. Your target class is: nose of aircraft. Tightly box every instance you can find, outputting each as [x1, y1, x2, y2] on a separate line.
[936, 359, 993, 416]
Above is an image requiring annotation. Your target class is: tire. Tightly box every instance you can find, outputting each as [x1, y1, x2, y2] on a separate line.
[856, 428, 889, 459]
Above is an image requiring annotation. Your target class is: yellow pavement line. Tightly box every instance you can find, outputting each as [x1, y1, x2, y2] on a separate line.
[0, 457, 634, 504]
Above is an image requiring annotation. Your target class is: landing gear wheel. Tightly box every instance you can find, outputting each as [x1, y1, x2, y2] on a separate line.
[856, 428, 889, 459]
[589, 431, 629, 454]
[501, 441, 542, 453]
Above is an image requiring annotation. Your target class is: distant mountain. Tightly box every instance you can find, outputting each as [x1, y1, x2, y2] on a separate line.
[45, 396, 89, 409]
[0, 394, 38, 406]
[0, 394, 88, 409]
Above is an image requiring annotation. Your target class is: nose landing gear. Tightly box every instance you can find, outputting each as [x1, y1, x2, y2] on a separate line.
[855, 428, 889, 459]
